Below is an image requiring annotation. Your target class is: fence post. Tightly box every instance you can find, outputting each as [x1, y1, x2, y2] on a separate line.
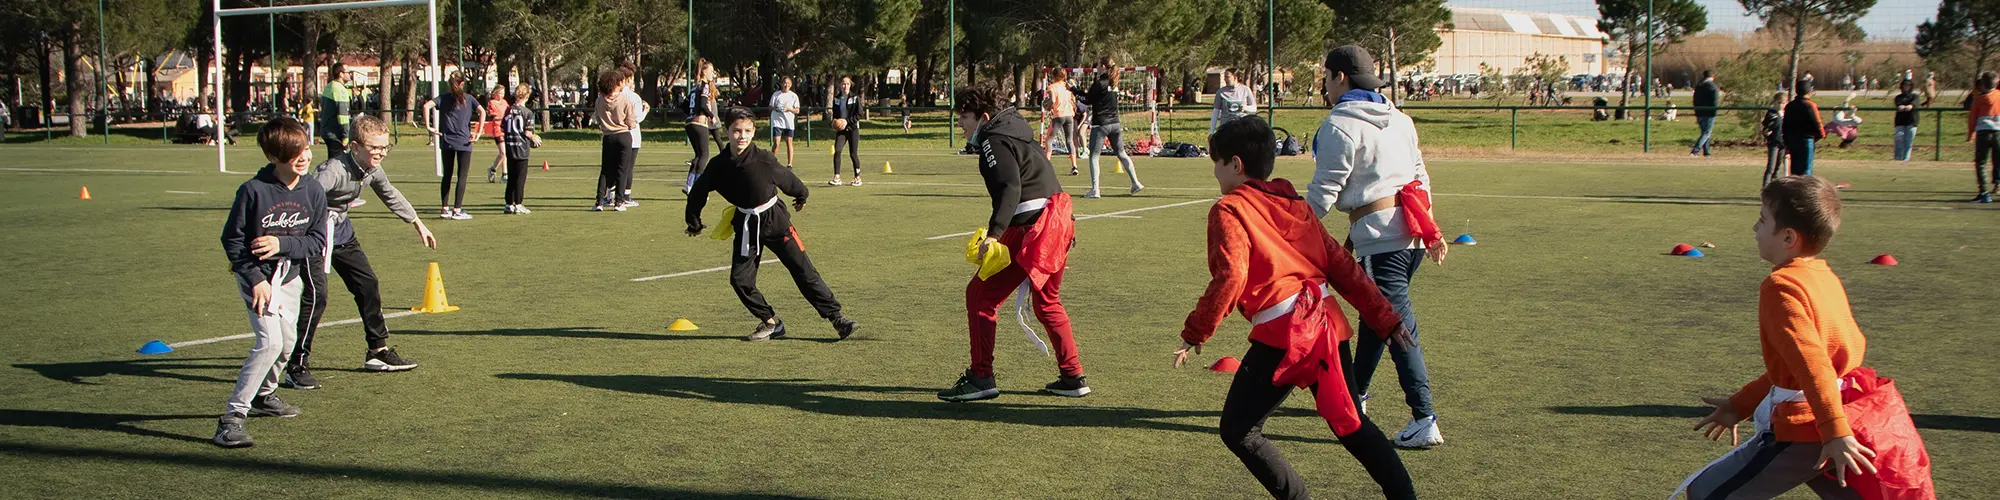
[1510, 107, 1518, 150]
[1933, 109, 1942, 162]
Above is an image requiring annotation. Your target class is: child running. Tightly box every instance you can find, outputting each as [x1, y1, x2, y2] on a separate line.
[1674, 175, 1934, 499]
[215, 117, 326, 448]
[1174, 116, 1417, 500]
[936, 84, 1090, 402]
[684, 106, 859, 341]
[500, 84, 543, 214]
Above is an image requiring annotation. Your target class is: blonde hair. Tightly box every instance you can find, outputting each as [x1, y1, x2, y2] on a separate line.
[349, 114, 390, 142]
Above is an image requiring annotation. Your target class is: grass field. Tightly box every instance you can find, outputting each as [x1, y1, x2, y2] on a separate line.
[1, 141, 1996, 499]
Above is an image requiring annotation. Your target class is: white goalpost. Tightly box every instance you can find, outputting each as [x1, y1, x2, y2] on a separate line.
[212, 0, 440, 176]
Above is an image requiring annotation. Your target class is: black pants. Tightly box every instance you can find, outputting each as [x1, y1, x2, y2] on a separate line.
[599, 133, 634, 206]
[291, 240, 390, 368]
[1220, 341, 1416, 500]
[686, 124, 711, 175]
[1976, 130, 1999, 192]
[732, 225, 843, 322]
[438, 148, 472, 208]
[832, 127, 860, 177]
[504, 157, 530, 205]
[320, 124, 347, 159]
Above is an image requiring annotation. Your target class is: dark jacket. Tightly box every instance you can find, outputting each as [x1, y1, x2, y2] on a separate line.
[1893, 92, 1918, 127]
[975, 107, 1063, 236]
[1783, 97, 1825, 142]
[830, 93, 862, 131]
[1762, 107, 1785, 147]
[1693, 79, 1719, 118]
[685, 143, 809, 235]
[1085, 75, 1120, 126]
[221, 164, 328, 286]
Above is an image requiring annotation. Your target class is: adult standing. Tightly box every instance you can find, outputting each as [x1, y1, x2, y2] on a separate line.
[1969, 72, 2000, 203]
[1891, 78, 1921, 162]
[1781, 79, 1825, 177]
[421, 72, 486, 220]
[769, 76, 802, 168]
[592, 69, 639, 211]
[1210, 68, 1259, 134]
[1690, 71, 1719, 158]
[1042, 70, 1082, 176]
[1083, 57, 1142, 198]
[1306, 45, 1448, 449]
[828, 76, 864, 187]
[318, 64, 354, 159]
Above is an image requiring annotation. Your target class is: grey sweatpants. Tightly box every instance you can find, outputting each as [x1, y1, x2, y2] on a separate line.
[1682, 432, 1861, 500]
[225, 273, 303, 416]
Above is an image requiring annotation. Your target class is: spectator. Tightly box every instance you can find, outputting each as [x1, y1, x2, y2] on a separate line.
[1782, 79, 1826, 176]
[1691, 71, 1719, 157]
[1892, 79, 1919, 161]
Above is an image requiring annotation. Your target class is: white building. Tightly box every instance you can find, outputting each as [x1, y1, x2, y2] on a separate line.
[1433, 7, 1610, 76]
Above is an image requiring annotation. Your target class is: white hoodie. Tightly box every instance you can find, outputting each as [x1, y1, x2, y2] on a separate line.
[1308, 100, 1432, 258]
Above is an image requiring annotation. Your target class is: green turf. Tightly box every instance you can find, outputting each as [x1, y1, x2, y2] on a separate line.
[1, 142, 1995, 499]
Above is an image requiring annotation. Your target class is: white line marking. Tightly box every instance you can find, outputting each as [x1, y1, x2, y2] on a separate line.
[1435, 192, 1969, 211]
[1084, 214, 1143, 219]
[169, 310, 425, 348]
[1, 167, 193, 174]
[631, 259, 779, 282]
[165, 190, 208, 195]
[925, 197, 1214, 240]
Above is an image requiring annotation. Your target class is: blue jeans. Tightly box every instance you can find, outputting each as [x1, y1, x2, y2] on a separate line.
[1344, 247, 1435, 420]
[1691, 116, 1715, 156]
[1892, 126, 1916, 161]
[1786, 138, 1815, 176]
[1087, 122, 1138, 192]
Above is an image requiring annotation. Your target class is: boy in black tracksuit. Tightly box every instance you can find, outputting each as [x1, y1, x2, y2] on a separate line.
[687, 106, 859, 341]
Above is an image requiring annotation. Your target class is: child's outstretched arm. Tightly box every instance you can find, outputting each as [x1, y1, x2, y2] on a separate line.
[1178, 204, 1251, 352]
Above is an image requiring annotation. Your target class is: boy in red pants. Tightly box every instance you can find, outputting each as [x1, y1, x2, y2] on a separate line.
[1174, 116, 1416, 499]
[937, 85, 1089, 402]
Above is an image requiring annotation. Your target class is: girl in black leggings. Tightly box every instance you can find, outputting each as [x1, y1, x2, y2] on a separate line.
[684, 59, 719, 193]
[828, 76, 864, 186]
[422, 72, 486, 220]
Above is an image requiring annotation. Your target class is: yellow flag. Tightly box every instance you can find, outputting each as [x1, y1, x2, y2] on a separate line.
[709, 210, 735, 241]
[964, 228, 1012, 280]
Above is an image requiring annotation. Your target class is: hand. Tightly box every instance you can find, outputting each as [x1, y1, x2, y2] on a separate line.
[250, 236, 283, 260]
[1426, 243, 1449, 265]
[427, 127, 440, 137]
[685, 224, 706, 237]
[250, 281, 273, 316]
[792, 198, 807, 213]
[1172, 341, 1202, 368]
[1694, 396, 1743, 445]
[1817, 435, 1878, 487]
[1388, 323, 1417, 349]
[832, 118, 847, 130]
[975, 237, 999, 261]
[412, 221, 438, 249]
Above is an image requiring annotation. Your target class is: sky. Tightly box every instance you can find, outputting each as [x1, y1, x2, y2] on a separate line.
[1443, 0, 1943, 40]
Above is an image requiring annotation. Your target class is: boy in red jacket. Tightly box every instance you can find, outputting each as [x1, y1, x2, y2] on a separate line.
[1174, 117, 1416, 500]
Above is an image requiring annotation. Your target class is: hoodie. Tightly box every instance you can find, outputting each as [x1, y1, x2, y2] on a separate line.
[684, 143, 809, 236]
[974, 107, 1064, 236]
[221, 164, 328, 287]
[313, 153, 420, 247]
[1209, 84, 1257, 133]
[1308, 99, 1433, 257]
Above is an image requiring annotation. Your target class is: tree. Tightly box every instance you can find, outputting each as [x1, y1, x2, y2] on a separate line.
[1916, 0, 2000, 82]
[1598, 0, 1706, 118]
[1327, 0, 1452, 102]
[492, 0, 612, 127]
[1738, 0, 1876, 94]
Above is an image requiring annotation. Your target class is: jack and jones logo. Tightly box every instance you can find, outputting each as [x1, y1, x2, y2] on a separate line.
[261, 201, 313, 230]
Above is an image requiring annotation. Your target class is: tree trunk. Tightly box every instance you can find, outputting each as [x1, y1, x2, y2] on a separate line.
[1787, 7, 1806, 96]
[537, 51, 551, 131]
[62, 28, 85, 137]
[302, 21, 320, 107]
[144, 57, 159, 117]
[378, 42, 395, 121]
[1387, 27, 1400, 102]
[39, 32, 54, 127]
[1617, 39, 1637, 120]
[400, 52, 418, 124]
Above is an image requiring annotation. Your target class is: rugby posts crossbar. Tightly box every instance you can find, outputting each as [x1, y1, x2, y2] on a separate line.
[217, 0, 429, 17]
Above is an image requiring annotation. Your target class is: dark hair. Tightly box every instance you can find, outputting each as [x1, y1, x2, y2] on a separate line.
[1701, 70, 1712, 79]
[1208, 116, 1276, 180]
[719, 106, 757, 128]
[595, 69, 623, 95]
[955, 84, 1006, 117]
[1761, 175, 1842, 254]
[1980, 72, 1998, 92]
[1795, 78, 1814, 96]
[448, 71, 466, 98]
[331, 62, 347, 77]
[258, 117, 312, 162]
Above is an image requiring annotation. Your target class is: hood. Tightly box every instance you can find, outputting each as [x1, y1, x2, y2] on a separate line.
[977, 107, 1035, 143]
[1230, 178, 1319, 242]
[1330, 100, 1398, 130]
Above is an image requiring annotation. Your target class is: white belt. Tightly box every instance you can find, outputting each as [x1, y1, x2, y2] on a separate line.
[1669, 379, 1850, 500]
[1250, 284, 1332, 326]
[734, 197, 781, 257]
[1015, 198, 1048, 215]
[739, 196, 780, 215]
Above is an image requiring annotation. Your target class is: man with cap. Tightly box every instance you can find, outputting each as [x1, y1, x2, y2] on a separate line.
[1306, 45, 1449, 451]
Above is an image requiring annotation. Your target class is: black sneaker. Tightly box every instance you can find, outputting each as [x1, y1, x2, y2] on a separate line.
[1042, 375, 1091, 397]
[281, 365, 320, 390]
[362, 347, 418, 372]
[248, 394, 300, 418]
[746, 319, 787, 341]
[936, 371, 1000, 402]
[832, 317, 858, 340]
[213, 413, 252, 448]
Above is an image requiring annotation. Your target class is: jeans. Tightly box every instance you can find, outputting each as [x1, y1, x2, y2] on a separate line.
[1345, 248, 1435, 420]
[1221, 341, 1416, 500]
[1691, 116, 1715, 156]
[1785, 138, 1815, 176]
[1892, 125, 1916, 161]
[1763, 145, 1787, 186]
[1087, 122, 1138, 192]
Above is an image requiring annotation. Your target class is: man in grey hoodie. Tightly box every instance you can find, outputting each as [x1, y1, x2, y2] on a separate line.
[1307, 45, 1449, 450]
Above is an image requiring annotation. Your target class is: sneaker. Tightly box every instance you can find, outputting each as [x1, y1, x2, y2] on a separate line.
[281, 366, 320, 390]
[612, 204, 627, 212]
[745, 319, 787, 342]
[516, 205, 532, 215]
[1130, 183, 1145, 195]
[936, 371, 1000, 402]
[487, 165, 498, 183]
[362, 347, 419, 372]
[1042, 375, 1091, 397]
[621, 200, 640, 208]
[248, 394, 301, 418]
[1082, 189, 1102, 199]
[592, 204, 606, 212]
[828, 175, 843, 186]
[1392, 415, 1444, 449]
[850, 178, 864, 186]
[1070, 166, 1079, 176]
[1974, 193, 1994, 204]
[438, 208, 454, 219]
[503, 205, 517, 215]
[213, 413, 253, 448]
[832, 316, 858, 340]
[1358, 393, 1370, 415]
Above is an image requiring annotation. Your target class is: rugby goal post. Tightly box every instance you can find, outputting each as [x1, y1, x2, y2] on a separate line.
[213, 0, 440, 176]
[1040, 66, 1164, 146]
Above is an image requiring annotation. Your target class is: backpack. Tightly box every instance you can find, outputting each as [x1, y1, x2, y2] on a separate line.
[1273, 127, 1301, 156]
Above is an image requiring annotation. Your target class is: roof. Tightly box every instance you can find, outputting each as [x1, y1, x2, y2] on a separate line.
[1445, 7, 1604, 40]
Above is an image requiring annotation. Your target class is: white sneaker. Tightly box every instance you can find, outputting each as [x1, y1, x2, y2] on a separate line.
[516, 205, 532, 214]
[621, 200, 640, 208]
[1082, 189, 1102, 199]
[613, 204, 627, 212]
[849, 178, 864, 186]
[1130, 183, 1145, 195]
[1392, 416, 1443, 449]
[451, 209, 473, 220]
[828, 176, 842, 186]
[592, 205, 605, 212]
[437, 208, 454, 219]
[503, 205, 516, 214]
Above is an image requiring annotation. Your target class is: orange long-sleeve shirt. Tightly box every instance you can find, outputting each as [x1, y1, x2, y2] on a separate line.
[1180, 178, 1401, 347]
[1968, 89, 2000, 136]
[1728, 258, 1868, 443]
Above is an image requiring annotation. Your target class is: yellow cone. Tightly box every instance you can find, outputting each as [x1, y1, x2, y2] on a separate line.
[1114, 162, 1125, 174]
[882, 161, 894, 174]
[668, 318, 700, 331]
[410, 262, 460, 313]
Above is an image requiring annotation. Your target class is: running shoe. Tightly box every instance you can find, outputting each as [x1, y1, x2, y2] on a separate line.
[745, 319, 787, 342]
[248, 394, 301, 418]
[1042, 375, 1091, 397]
[1393, 415, 1444, 449]
[362, 347, 419, 372]
[281, 365, 320, 390]
[936, 371, 1000, 402]
[832, 316, 858, 340]
[213, 413, 252, 448]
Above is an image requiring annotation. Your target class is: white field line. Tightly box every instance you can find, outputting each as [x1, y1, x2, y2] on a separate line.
[1433, 192, 1970, 211]
[1, 167, 194, 174]
[165, 190, 208, 195]
[169, 310, 425, 348]
[925, 197, 1216, 240]
[631, 259, 778, 282]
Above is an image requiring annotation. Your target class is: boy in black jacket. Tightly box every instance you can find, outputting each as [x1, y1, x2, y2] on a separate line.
[215, 117, 327, 448]
[687, 106, 858, 341]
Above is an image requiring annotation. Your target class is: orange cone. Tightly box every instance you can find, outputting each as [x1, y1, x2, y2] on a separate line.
[542, 160, 550, 171]
[78, 187, 92, 200]
[1869, 254, 1898, 266]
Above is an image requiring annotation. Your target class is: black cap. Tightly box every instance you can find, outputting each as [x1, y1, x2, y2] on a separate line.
[1325, 45, 1386, 90]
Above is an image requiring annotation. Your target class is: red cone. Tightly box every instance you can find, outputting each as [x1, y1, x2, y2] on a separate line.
[1835, 182, 1851, 189]
[1210, 356, 1240, 373]
[1869, 254, 1898, 266]
[542, 161, 550, 171]
[1670, 243, 1694, 256]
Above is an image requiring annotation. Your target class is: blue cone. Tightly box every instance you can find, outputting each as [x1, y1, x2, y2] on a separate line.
[137, 340, 174, 355]
[1683, 249, 1705, 258]
[1452, 233, 1477, 245]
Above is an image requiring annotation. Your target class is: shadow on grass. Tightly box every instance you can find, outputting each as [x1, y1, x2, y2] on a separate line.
[0, 441, 820, 499]
[497, 373, 1334, 444]
[867, 193, 987, 199]
[399, 327, 736, 342]
[1547, 405, 2000, 433]
[0, 409, 213, 444]
[141, 206, 229, 211]
[14, 357, 242, 385]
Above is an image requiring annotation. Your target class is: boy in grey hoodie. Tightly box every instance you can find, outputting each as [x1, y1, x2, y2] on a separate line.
[215, 118, 326, 448]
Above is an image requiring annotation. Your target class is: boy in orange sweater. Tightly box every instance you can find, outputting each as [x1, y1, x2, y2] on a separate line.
[1677, 176, 1875, 499]
[1174, 117, 1416, 500]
